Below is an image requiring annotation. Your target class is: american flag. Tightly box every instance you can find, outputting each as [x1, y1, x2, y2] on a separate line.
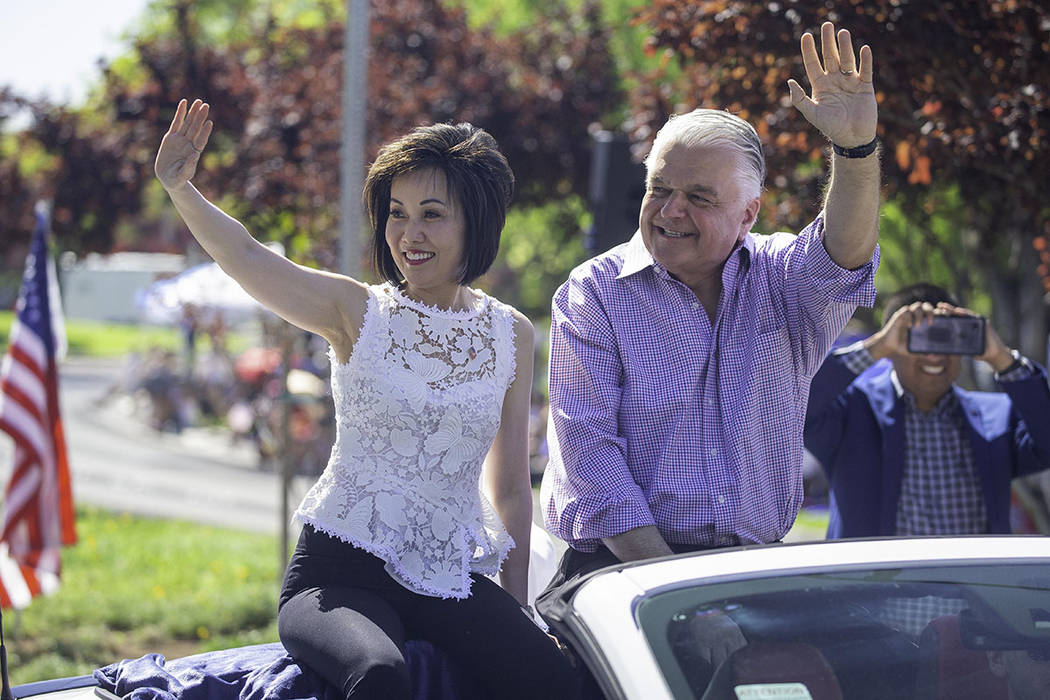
[0, 210, 76, 609]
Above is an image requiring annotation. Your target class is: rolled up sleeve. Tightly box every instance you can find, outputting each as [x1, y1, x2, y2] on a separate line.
[541, 276, 654, 551]
[771, 215, 880, 377]
[800, 214, 879, 306]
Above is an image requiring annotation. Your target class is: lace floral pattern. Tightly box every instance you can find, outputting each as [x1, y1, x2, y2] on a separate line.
[295, 283, 518, 598]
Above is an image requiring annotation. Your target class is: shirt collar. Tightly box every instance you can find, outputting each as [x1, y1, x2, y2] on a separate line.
[616, 230, 655, 279]
[890, 369, 959, 417]
[615, 230, 757, 281]
[890, 369, 905, 399]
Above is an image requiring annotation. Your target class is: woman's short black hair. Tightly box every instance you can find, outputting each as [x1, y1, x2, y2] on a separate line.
[363, 123, 515, 286]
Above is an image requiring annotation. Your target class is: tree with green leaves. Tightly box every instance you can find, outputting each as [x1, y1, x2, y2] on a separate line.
[0, 0, 624, 318]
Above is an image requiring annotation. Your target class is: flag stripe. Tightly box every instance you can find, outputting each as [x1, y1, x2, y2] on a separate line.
[0, 543, 33, 609]
[0, 400, 53, 478]
[22, 562, 42, 597]
[4, 319, 47, 373]
[2, 465, 43, 540]
[2, 348, 49, 408]
[0, 378, 46, 427]
[48, 372, 76, 545]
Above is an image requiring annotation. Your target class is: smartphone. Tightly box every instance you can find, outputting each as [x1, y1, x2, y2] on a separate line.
[907, 315, 986, 355]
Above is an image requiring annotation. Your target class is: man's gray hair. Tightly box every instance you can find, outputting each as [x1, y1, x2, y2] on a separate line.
[645, 109, 766, 201]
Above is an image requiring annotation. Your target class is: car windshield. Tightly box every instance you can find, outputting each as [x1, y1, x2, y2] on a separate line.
[636, 562, 1050, 700]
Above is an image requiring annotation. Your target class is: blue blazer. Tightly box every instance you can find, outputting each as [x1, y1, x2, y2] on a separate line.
[804, 353, 1050, 539]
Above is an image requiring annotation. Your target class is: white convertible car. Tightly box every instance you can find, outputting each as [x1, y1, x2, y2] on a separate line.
[12, 536, 1050, 700]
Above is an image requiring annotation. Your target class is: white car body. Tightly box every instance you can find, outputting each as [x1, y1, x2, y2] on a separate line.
[13, 536, 1050, 700]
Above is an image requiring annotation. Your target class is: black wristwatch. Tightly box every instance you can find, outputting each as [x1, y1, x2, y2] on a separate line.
[995, 349, 1027, 379]
[832, 137, 879, 158]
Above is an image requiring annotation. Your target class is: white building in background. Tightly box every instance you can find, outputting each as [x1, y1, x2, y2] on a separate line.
[59, 251, 185, 323]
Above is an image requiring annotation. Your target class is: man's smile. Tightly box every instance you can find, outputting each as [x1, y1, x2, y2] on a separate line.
[656, 226, 694, 239]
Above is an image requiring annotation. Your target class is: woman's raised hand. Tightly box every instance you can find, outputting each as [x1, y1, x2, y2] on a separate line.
[155, 98, 213, 192]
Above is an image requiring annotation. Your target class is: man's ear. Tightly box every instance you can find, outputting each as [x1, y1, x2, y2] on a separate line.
[739, 197, 761, 236]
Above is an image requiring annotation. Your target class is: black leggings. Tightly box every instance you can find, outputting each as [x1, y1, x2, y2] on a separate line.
[278, 525, 580, 700]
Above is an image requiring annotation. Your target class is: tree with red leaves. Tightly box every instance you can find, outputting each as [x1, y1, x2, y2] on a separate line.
[627, 1, 1049, 357]
[1, 0, 622, 315]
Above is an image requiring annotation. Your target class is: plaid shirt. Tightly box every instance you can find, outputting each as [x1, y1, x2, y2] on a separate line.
[839, 344, 1033, 535]
[896, 388, 987, 534]
[541, 216, 878, 551]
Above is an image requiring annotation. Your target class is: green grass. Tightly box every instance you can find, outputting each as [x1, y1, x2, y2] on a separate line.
[785, 507, 830, 543]
[7, 506, 281, 686]
[0, 311, 182, 357]
[0, 311, 258, 358]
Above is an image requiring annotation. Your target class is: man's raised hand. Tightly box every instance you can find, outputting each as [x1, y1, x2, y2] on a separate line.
[155, 98, 213, 192]
[787, 21, 877, 150]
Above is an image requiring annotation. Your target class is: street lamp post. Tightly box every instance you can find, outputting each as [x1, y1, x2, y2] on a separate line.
[340, 0, 369, 280]
[280, 0, 369, 568]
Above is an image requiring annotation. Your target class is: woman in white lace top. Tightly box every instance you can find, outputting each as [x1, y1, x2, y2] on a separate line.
[155, 99, 579, 699]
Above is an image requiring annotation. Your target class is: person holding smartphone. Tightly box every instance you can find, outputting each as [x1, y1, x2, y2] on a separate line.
[805, 282, 1050, 539]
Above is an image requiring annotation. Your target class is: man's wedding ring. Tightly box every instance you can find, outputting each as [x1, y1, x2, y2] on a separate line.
[840, 68, 855, 75]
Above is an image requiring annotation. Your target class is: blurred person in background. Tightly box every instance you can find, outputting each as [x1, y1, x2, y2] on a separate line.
[805, 282, 1050, 539]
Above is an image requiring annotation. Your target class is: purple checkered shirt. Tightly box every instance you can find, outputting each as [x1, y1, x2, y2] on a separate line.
[541, 215, 878, 552]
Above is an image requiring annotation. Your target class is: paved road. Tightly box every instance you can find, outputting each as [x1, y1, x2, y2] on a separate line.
[1, 355, 551, 540]
[0, 355, 312, 535]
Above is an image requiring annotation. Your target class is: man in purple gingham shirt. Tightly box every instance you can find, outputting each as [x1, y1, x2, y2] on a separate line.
[539, 22, 881, 602]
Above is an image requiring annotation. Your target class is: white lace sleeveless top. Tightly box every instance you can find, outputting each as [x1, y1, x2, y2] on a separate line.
[294, 282, 518, 599]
